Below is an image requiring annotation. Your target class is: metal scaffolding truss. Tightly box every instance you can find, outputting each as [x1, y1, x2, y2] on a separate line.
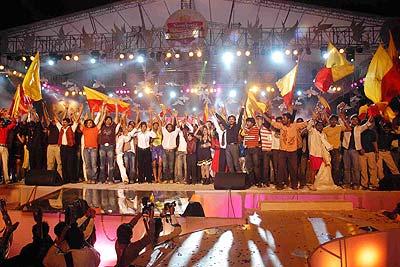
[2, 23, 382, 56]
[233, 0, 386, 26]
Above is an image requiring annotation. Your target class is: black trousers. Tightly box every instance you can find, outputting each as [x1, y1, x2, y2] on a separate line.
[60, 145, 77, 183]
[277, 150, 298, 188]
[28, 145, 44, 170]
[271, 149, 281, 184]
[137, 148, 153, 183]
[186, 153, 198, 183]
[218, 148, 227, 172]
[262, 150, 273, 184]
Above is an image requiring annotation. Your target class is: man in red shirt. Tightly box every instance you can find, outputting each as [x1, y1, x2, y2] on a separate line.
[242, 117, 261, 187]
[0, 117, 16, 184]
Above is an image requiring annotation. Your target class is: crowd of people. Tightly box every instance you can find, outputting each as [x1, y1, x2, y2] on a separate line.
[0, 99, 399, 191]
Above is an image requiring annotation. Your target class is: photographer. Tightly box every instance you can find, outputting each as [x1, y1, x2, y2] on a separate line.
[65, 199, 96, 246]
[0, 199, 19, 264]
[43, 223, 100, 267]
[115, 212, 156, 267]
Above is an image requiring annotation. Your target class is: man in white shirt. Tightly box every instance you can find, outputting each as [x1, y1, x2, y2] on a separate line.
[137, 122, 157, 183]
[161, 121, 179, 183]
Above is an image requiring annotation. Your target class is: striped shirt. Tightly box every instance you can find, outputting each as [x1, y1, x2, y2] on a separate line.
[260, 126, 273, 151]
[243, 126, 260, 148]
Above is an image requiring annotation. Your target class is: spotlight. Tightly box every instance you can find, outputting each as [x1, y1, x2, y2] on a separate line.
[24, 66, 28, 69]
[138, 92, 143, 98]
[174, 53, 180, 59]
[337, 86, 342, 91]
[122, 82, 126, 87]
[306, 47, 311, 55]
[244, 80, 247, 84]
[236, 50, 242, 56]
[196, 50, 202, 58]
[65, 91, 69, 96]
[30, 56, 35, 61]
[18, 73, 22, 77]
[90, 58, 96, 64]
[266, 86, 271, 92]
[204, 60, 208, 64]
[285, 49, 291, 55]
[12, 70, 17, 75]
[136, 55, 145, 63]
[271, 87, 275, 92]
[271, 50, 284, 63]
[229, 90, 237, 98]
[170, 91, 177, 98]
[0, 65, 4, 70]
[293, 49, 298, 55]
[119, 53, 125, 59]
[250, 86, 259, 92]
[192, 107, 197, 112]
[339, 48, 345, 54]
[72, 91, 76, 96]
[296, 91, 302, 96]
[248, 60, 252, 65]
[166, 52, 172, 58]
[245, 50, 251, 57]
[48, 59, 55, 66]
[65, 55, 71, 61]
[22, 56, 27, 61]
[119, 62, 124, 66]
[73, 55, 79, 61]
[261, 91, 266, 97]
[222, 51, 234, 66]
[212, 80, 216, 85]
[322, 52, 329, 59]
[128, 54, 134, 60]
[189, 51, 194, 57]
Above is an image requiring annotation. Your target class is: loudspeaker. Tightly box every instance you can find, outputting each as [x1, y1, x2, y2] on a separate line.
[379, 174, 400, 190]
[214, 172, 250, 190]
[25, 170, 63, 186]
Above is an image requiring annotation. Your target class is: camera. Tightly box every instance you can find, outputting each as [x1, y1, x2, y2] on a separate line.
[141, 197, 155, 216]
[65, 199, 89, 225]
[162, 201, 176, 224]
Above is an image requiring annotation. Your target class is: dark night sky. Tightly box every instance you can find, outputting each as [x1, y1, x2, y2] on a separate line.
[0, 0, 398, 31]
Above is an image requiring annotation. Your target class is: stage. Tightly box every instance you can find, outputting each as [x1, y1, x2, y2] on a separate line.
[1, 182, 400, 266]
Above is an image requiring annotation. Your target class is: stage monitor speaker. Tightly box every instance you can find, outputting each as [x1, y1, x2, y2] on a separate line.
[379, 174, 400, 190]
[214, 172, 249, 190]
[25, 170, 63, 186]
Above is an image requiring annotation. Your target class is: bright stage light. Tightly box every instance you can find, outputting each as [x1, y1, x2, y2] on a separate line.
[90, 58, 96, 64]
[244, 80, 247, 84]
[119, 62, 124, 66]
[138, 92, 143, 98]
[293, 49, 298, 55]
[296, 91, 302, 96]
[192, 107, 197, 112]
[236, 50, 242, 57]
[166, 52, 172, 58]
[245, 50, 251, 57]
[73, 55, 79, 61]
[285, 49, 291, 55]
[64, 91, 69, 96]
[128, 54, 134, 60]
[229, 90, 237, 98]
[261, 91, 266, 97]
[65, 55, 71, 61]
[222, 51, 234, 66]
[196, 50, 202, 57]
[0, 65, 4, 70]
[174, 53, 180, 59]
[339, 48, 345, 54]
[136, 55, 145, 63]
[322, 52, 329, 59]
[30, 56, 35, 61]
[248, 60, 252, 65]
[144, 86, 152, 94]
[48, 59, 55, 66]
[119, 53, 125, 59]
[12, 71, 17, 75]
[169, 91, 177, 98]
[250, 86, 259, 92]
[212, 80, 216, 85]
[108, 93, 113, 97]
[188, 51, 194, 57]
[271, 51, 284, 63]
[22, 56, 27, 61]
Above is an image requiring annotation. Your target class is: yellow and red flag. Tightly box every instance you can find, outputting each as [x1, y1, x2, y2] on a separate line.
[364, 45, 400, 103]
[83, 86, 130, 112]
[314, 42, 354, 92]
[246, 91, 268, 117]
[276, 64, 298, 108]
[22, 52, 42, 101]
[9, 84, 30, 117]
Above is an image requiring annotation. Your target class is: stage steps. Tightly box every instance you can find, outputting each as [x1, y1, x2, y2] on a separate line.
[259, 200, 353, 211]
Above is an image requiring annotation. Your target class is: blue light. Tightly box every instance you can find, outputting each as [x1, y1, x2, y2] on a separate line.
[48, 59, 55, 66]
[229, 90, 237, 98]
[136, 55, 145, 63]
[296, 91, 302, 96]
[170, 91, 177, 98]
[222, 51, 234, 66]
[90, 58, 96, 64]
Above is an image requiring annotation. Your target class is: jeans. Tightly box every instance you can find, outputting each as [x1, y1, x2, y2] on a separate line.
[175, 151, 187, 182]
[162, 149, 175, 181]
[245, 147, 261, 185]
[99, 144, 115, 182]
[262, 150, 273, 184]
[123, 151, 135, 181]
[277, 151, 298, 188]
[343, 149, 360, 186]
[83, 148, 98, 182]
